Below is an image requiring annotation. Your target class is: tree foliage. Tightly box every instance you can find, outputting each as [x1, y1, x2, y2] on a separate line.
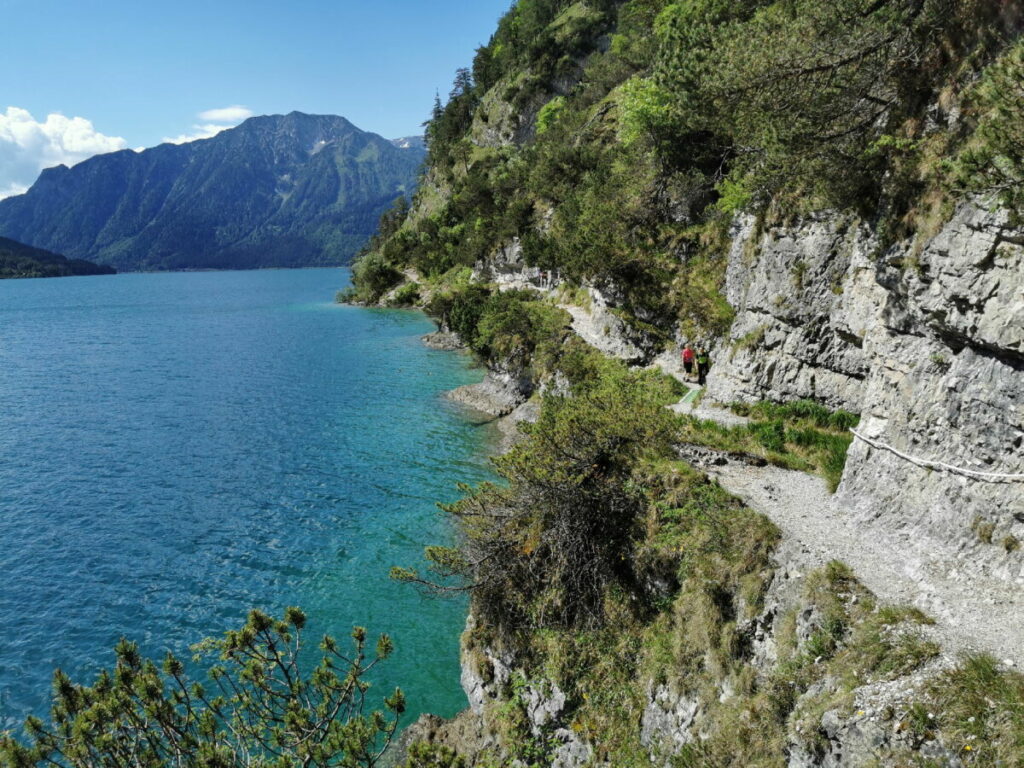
[394, 364, 682, 632]
[0, 609, 404, 768]
[957, 37, 1024, 216]
[426, 285, 571, 370]
[350, 0, 1021, 337]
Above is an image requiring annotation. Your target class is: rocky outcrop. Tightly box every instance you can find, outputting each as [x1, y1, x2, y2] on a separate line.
[402, 543, 963, 768]
[404, 615, 593, 768]
[422, 330, 467, 351]
[472, 240, 653, 365]
[707, 202, 1024, 584]
[708, 213, 874, 410]
[445, 370, 532, 417]
[559, 290, 647, 364]
[471, 239, 555, 292]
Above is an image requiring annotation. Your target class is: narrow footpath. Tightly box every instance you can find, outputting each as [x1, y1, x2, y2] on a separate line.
[672, 397, 1024, 669]
[539, 291, 1022, 667]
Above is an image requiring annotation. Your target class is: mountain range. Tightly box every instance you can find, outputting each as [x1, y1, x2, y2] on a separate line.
[0, 112, 425, 272]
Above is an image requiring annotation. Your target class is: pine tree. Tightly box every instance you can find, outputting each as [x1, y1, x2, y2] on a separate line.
[0, 609, 405, 768]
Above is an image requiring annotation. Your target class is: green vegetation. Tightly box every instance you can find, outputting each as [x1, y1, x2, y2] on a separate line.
[0, 609, 404, 768]
[350, 0, 1022, 347]
[729, 399, 859, 432]
[674, 400, 860, 492]
[401, 744, 464, 768]
[918, 655, 1024, 765]
[393, 360, 684, 632]
[398, 361, 780, 764]
[0, 236, 115, 279]
[425, 286, 572, 370]
[395, 361, 944, 765]
[955, 38, 1024, 219]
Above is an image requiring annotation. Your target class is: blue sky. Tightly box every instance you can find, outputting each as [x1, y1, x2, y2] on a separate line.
[0, 0, 511, 195]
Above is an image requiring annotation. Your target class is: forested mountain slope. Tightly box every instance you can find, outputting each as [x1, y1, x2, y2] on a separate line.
[351, 0, 1022, 327]
[0, 112, 425, 272]
[0, 236, 114, 279]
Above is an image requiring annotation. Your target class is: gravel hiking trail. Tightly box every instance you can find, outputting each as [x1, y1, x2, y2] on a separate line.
[673, 397, 1024, 669]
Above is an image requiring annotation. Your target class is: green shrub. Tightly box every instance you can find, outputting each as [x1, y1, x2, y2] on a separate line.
[0, 609, 405, 768]
[957, 38, 1024, 218]
[732, 399, 859, 432]
[402, 743, 465, 768]
[348, 251, 403, 304]
[395, 365, 682, 632]
[748, 419, 786, 452]
[536, 95, 567, 134]
[386, 281, 421, 307]
[473, 291, 571, 366]
[921, 655, 1024, 765]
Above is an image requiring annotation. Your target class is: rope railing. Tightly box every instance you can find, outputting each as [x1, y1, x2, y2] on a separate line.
[850, 428, 1024, 483]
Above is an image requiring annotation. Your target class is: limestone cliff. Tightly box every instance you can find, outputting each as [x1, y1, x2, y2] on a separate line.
[708, 203, 1024, 585]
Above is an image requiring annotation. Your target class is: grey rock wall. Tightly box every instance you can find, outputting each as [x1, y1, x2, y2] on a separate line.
[708, 213, 875, 410]
[707, 203, 1024, 584]
[456, 615, 594, 768]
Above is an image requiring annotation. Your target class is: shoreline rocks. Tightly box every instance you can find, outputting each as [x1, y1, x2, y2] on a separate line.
[421, 330, 466, 351]
[444, 370, 531, 418]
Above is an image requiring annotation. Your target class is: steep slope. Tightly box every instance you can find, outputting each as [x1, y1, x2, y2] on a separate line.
[0, 112, 425, 271]
[0, 236, 114, 279]
[342, 1, 1024, 766]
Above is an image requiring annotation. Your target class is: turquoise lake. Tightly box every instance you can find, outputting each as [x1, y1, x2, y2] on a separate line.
[0, 268, 495, 730]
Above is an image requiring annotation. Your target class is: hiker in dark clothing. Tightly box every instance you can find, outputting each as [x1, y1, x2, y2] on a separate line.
[696, 347, 711, 386]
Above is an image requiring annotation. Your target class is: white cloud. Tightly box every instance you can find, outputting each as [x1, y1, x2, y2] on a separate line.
[0, 182, 28, 201]
[161, 106, 255, 145]
[0, 106, 127, 198]
[162, 123, 234, 145]
[198, 105, 253, 123]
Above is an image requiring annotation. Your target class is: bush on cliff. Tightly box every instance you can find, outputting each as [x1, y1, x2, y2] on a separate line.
[341, 250, 403, 304]
[427, 286, 571, 370]
[0, 609, 404, 768]
[393, 362, 681, 632]
[957, 37, 1024, 218]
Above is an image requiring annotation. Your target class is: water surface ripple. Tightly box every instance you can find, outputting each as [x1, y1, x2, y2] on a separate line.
[0, 268, 492, 729]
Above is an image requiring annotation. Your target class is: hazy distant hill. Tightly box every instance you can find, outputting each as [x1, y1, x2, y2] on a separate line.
[0, 236, 115, 279]
[0, 113, 425, 272]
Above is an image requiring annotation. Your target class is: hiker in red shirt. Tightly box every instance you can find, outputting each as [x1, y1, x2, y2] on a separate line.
[681, 343, 695, 382]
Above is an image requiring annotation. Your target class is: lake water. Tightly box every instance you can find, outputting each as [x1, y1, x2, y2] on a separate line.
[0, 268, 494, 730]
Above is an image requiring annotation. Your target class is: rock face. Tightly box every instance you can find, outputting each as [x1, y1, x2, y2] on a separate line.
[445, 370, 532, 418]
[471, 238, 553, 292]
[707, 203, 1024, 583]
[708, 213, 873, 410]
[450, 616, 595, 768]
[402, 544, 960, 768]
[0, 112, 425, 271]
[559, 288, 647, 364]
